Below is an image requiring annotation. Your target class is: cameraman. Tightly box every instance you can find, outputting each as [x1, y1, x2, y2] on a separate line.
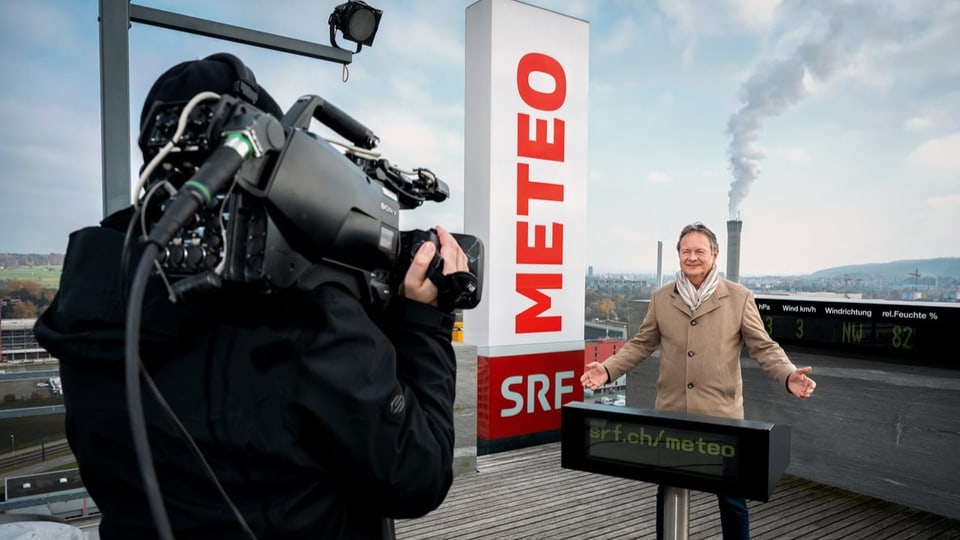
[34, 55, 466, 539]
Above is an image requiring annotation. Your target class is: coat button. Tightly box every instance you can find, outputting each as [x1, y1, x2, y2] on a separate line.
[687, 351, 694, 357]
[691, 320, 697, 326]
[687, 383, 694, 389]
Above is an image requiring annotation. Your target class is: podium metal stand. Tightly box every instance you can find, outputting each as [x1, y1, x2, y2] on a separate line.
[662, 485, 689, 539]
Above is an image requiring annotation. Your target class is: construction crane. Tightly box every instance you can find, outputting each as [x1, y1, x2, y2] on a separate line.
[908, 268, 921, 296]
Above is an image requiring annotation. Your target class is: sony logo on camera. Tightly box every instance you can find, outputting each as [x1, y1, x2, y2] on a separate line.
[380, 201, 398, 216]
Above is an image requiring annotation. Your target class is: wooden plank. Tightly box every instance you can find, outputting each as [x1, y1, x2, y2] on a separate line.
[395, 442, 960, 539]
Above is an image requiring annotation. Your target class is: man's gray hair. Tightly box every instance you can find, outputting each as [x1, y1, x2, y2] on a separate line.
[677, 222, 719, 252]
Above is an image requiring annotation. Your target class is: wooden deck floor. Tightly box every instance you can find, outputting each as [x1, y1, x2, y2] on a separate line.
[396, 442, 960, 540]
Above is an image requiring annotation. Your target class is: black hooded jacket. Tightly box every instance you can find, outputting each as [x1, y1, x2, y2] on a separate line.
[34, 209, 457, 539]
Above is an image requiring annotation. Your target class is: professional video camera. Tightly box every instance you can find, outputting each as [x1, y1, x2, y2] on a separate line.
[136, 91, 482, 311]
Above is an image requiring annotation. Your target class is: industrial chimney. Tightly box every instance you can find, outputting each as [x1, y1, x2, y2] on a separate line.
[656, 241, 663, 287]
[726, 219, 742, 283]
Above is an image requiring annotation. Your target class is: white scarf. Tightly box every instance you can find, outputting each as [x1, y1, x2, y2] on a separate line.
[677, 264, 720, 312]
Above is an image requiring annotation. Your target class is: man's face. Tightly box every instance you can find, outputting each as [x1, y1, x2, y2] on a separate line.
[678, 231, 717, 287]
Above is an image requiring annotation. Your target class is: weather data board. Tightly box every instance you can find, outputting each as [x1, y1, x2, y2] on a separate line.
[754, 296, 959, 364]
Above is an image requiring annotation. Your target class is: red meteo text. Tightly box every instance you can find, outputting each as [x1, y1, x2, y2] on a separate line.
[515, 52, 567, 334]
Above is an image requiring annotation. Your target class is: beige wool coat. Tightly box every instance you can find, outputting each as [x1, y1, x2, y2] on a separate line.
[602, 279, 797, 420]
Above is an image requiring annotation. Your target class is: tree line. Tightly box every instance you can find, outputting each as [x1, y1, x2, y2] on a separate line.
[0, 279, 56, 319]
[0, 253, 65, 268]
[585, 285, 653, 321]
[0, 254, 62, 319]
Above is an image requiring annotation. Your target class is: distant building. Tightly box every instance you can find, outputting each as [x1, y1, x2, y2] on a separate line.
[584, 321, 627, 340]
[1, 318, 51, 363]
[582, 338, 626, 398]
[583, 337, 623, 365]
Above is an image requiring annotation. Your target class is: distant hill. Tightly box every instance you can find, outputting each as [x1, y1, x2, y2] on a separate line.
[809, 257, 960, 280]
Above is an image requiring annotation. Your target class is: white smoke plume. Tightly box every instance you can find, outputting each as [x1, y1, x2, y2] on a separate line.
[726, 13, 844, 219]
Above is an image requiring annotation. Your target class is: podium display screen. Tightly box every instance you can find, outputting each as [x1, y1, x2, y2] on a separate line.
[587, 420, 742, 480]
[562, 402, 791, 501]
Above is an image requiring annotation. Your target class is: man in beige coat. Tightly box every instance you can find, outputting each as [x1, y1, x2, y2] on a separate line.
[581, 222, 816, 539]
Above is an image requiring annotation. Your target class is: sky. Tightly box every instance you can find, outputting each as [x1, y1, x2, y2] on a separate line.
[1, 0, 958, 277]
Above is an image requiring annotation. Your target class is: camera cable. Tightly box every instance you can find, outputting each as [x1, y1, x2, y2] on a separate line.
[126, 132, 261, 539]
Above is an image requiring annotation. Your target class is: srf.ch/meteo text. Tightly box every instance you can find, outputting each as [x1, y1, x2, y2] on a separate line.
[590, 424, 736, 458]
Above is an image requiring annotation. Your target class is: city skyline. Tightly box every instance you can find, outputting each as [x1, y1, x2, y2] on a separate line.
[1, 0, 958, 276]
[585, 255, 960, 280]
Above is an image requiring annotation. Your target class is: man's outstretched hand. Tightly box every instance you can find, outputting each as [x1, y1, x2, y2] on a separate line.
[580, 362, 610, 390]
[788, 366, 816, 400]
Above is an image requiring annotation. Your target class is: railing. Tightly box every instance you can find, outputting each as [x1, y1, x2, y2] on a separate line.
[0, 440, 71, 470]
[0, 487, 97, 517]
[0, 440, 96, 519]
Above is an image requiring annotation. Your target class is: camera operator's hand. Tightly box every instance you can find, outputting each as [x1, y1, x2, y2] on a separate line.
[401, 225, 468, 307]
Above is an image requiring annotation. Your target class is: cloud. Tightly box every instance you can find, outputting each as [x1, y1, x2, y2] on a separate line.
[729, 0, 781, 33]
[904, 116, 934, 132]
[654, 0, 782, 68]
[908, 133, 960, 170]
[814, 1, 960, 98]
[926, 193, 960, 209]
[0, 3, 83, 53]
[899, 95, 959, 133]
[778, 147, 812, 163]
[647, 171, 672, 183]
[657, 0, 780, 38]
[596, 17, 639, 54]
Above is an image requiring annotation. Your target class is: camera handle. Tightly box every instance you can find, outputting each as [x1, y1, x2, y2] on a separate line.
[282, 94, 379, 150]
[426, 266, 480, 312]
[409, 229, 481, 311]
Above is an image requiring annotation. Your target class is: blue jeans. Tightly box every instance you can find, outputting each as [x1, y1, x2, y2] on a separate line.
[656, 485, 750, 539]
